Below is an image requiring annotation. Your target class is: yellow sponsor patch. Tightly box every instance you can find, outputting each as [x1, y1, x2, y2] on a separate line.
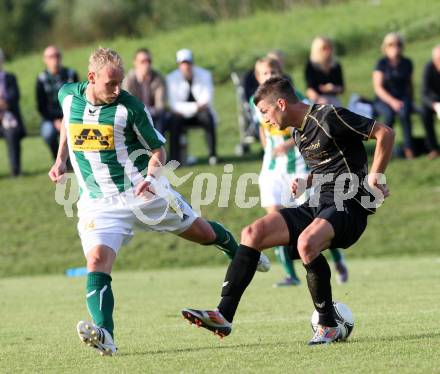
[69, 123, 115, 151]
[261, 122, 292, 136]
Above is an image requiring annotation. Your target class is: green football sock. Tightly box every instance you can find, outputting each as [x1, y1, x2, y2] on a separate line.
[329, 248, 343, 263]
[86, 272, 114, 338]
[274, 246, 299, 280]
[205, 221, 239, 260]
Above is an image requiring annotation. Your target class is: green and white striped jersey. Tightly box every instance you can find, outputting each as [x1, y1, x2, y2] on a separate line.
[58, 81, 165, 199]
[260, 122, 307, 175]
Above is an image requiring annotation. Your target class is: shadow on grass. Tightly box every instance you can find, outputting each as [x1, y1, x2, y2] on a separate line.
[350, 331, 440, 344]
[118, 341, 292, 357]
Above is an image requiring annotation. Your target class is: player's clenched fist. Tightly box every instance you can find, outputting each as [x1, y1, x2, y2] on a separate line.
[48, 162, 66, 183]
[291, 177, 308, 198]
[367, 173, 390, 199]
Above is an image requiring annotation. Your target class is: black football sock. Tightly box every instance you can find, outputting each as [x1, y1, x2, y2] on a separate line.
[217, 244, 260, 322]
[303, 254, 337, 327]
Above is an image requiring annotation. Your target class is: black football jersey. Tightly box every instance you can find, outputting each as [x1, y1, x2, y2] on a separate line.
[294, 104, 377, 213]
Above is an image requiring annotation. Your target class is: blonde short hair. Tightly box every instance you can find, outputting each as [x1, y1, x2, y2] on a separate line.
[310, 36, 335, 68]
[88, 47, 124, 74]
[381, 32, 404, 54]
[255, 57, 282, 77]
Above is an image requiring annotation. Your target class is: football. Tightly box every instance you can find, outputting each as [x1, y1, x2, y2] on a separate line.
[311, 301, 354, 340]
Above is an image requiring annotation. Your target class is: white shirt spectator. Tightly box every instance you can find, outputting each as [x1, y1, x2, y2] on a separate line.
[166, 66, 216, 121]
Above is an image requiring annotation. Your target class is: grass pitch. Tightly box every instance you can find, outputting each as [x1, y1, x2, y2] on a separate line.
[1, 256, 439, 373]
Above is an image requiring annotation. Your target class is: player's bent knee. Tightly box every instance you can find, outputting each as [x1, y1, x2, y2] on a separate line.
[297, 235, 318, 263]
[241, 221, 265, 248]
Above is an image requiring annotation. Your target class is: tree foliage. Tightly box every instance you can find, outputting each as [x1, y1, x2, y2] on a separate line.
[0, 0, 344, 59]
[0, 0, 51, 58]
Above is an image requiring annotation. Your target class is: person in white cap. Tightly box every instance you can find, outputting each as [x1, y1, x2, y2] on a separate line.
[166, 49, 218, 165]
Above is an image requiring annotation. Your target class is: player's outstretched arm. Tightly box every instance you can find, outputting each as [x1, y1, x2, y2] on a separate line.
[368, 122, 395, 197]
[48, 120, 69, 183]
[272, 137, 296, 156]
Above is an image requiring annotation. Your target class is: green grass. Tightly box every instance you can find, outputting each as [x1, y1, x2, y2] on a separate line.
[1, 257, 440, 373]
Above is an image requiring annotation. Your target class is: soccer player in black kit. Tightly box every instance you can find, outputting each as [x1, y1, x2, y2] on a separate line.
[182, 77, 395, 345]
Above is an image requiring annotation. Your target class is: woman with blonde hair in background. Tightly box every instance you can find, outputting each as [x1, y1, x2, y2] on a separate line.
[373, 32, 415, 159]
[305, 36, 344, 106]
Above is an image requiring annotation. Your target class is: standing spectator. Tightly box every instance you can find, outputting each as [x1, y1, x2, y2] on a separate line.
[373, 33, 415, 159]
[166, 49, 217, 165]
[305, 36, 344, 106]
[122, 48, 166, 134]
[0, 48, 26, 177]
[420, 44, 440, 160]
[36, 45, 78, 159]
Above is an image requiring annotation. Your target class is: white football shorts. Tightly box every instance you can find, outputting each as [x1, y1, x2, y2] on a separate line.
[77, 187, 198, 255]
[258, 172, 308, 208]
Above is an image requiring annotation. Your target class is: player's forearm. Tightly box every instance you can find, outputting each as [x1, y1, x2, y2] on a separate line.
[283, 138, 296, 150]
[259, 126, 266, 148]
[147, 147, 166, 177]
[370, 126, 395, 175]
[55, 122, 69, 164]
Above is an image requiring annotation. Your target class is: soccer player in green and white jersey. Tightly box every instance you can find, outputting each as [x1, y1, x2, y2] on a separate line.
[252, 57, 348, 287]
[48, 47, 270, 356]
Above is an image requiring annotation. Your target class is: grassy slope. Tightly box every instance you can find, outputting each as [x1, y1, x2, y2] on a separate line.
[1, 0, 440, 277]
[1, 257, 440, 373]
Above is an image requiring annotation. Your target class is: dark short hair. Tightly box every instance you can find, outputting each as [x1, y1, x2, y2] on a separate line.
[253, 77, 298, 106]
[134, 48, 151, 59]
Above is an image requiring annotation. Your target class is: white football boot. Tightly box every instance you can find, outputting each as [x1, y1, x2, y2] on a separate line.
[308, 324, 342, 345]
[257, 252, 271, 272]
[76, 320, 117, 356]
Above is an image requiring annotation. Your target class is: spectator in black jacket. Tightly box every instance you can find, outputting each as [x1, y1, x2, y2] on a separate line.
[0, 48, 26, 177]
[36, 46, 78, 159]
[421, 45, 440, 160]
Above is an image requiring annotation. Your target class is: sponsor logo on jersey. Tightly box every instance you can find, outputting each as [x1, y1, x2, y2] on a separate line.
[69, 123, 115, 151]
[303, 139, 321, 152]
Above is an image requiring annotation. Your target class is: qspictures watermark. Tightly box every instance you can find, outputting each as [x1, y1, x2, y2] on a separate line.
[54, 150, 387, 222]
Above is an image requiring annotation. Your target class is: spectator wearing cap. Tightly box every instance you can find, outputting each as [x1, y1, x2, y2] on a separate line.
[0, 48, 26, 177]
[123, 48, 167, 135]
[166, 49, 218, 165]
[36, 45, 78, 159]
